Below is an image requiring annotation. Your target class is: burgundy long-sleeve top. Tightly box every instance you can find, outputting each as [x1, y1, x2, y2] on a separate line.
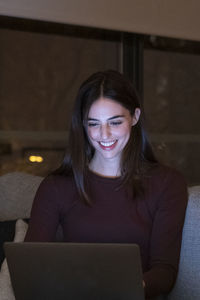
[25, 165, 188, 299]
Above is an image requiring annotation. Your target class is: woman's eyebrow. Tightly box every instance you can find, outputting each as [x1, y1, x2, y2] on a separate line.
[87, 115, 125, 121]
[87, 118, 100, 121]
[108, 115, 125, 120]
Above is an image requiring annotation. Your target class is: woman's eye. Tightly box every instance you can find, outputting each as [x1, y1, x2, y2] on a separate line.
[110, 121, 122, 126]
[88, 123, 99, 127]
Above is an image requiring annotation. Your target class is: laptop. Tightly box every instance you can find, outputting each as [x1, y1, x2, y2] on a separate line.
[4, 242, 145, 300]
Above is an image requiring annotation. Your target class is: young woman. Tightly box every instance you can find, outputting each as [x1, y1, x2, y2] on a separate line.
[25, 70, 188, 299]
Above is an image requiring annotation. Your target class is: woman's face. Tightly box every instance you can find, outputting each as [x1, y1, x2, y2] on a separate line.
[86, 97, 140, 163]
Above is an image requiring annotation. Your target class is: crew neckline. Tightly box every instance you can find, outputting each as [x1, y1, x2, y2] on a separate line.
[87, 168, 122, 184]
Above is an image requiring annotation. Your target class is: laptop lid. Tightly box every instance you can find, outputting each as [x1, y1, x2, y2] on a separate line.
[4, 242, 145, 300]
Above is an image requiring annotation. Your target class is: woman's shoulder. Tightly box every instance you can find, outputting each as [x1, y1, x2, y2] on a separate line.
[147, 163, 186, 184]
[143, 164, 188, 214]
[32, 173, 79, 211]
[45, 173, 75, 184]
[37, 173, 77, 195]
[144, 163, 188, 200]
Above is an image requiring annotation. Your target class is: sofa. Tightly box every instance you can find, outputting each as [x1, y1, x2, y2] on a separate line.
[0, 172, 200, 300]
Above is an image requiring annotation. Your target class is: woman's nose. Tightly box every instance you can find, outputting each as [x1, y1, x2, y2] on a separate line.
[100, 124, 111, 139]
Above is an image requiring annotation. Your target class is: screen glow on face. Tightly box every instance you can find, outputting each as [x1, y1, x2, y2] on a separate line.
[86, 97, 138, 162]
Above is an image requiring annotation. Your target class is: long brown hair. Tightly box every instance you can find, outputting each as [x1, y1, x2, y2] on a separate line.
[54, 70, 157, 204]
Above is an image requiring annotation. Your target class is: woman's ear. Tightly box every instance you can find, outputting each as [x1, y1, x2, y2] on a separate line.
[132, 108, 141, 126]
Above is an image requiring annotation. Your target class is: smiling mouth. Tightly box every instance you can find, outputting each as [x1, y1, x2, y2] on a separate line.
[98, 140, 118, 150]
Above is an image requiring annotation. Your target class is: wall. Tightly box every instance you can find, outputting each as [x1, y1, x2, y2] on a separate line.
[0, 0, 200, 41]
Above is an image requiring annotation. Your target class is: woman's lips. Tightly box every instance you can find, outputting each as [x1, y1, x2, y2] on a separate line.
[98, 140, 118, 150]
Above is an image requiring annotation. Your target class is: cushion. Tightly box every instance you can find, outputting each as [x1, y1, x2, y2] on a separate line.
[168, 186, 200, 300]
[0, 172, 43, 221]
[0, 219, 28, 300]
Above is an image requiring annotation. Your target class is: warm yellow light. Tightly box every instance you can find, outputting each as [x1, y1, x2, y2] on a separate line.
[29, 155, 44, 163]
[36, 156, 43, 163]
[29, 156, 36, 162]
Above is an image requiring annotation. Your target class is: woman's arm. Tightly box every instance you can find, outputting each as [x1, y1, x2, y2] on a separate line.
[24, 176, 60, 242]
[143, 168, 188, 299]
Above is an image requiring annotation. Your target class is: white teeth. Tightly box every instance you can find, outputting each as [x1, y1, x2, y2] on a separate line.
[100, 141, 116, 147]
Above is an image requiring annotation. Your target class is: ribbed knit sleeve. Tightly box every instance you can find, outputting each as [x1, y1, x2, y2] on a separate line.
[24, 176, 61, 242]
[143, 169, 188, 298]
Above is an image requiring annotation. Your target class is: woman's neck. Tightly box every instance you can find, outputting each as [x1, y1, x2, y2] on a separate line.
[89, 155, 121, 177]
